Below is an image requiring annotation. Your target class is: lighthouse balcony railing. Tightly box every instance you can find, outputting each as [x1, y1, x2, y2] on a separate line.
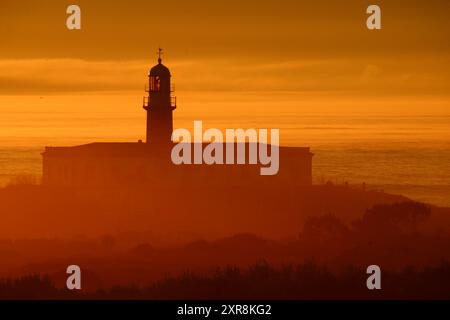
[143, 96, 150, 108]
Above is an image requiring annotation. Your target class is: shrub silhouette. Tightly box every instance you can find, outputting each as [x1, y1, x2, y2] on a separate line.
[301, 213, 350, 242]
[354, 201, 431, 234]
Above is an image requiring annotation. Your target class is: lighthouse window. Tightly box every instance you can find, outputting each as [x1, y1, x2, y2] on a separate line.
[149, 76, 161, 92]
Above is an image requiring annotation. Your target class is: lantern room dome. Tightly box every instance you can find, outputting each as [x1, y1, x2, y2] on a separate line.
[149, 59, 171, 77]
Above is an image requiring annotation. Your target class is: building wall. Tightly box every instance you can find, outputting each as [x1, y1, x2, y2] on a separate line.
[42, 145, 313, 188]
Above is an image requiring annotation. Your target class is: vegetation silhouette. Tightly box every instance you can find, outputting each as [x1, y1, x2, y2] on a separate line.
[0, 275, 61, 299]
[0, 199, 450, 299]
[2, 261, 450, 299]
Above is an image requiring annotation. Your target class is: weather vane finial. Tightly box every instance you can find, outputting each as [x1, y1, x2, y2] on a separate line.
[157, 47, 163, 64]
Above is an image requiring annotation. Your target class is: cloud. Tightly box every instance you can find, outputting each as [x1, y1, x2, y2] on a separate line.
[0, 57, 449, 96]
[0, 59, 146, 94]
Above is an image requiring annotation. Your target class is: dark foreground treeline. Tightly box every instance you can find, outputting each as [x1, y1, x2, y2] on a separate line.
[2, 261, 450, 300]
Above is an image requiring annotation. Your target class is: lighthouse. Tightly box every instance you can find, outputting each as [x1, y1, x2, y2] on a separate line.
[143, 48, 176, 144]
[42, 51, 313, 187]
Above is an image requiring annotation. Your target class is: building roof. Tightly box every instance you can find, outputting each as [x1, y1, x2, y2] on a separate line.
[43, 142, 154, 157]
[149, 62, 171, 77]
[42, 142, 312, 158]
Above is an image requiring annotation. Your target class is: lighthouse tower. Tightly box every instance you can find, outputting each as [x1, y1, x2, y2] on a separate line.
[143, 49, 176, 144]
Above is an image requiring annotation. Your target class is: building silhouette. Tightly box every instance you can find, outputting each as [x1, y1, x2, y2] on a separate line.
[42, 53, 313, 187]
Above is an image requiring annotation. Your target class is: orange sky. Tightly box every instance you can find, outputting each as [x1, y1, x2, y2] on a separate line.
[0, 0, 449, 150]
[0, 0, 449, 96]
